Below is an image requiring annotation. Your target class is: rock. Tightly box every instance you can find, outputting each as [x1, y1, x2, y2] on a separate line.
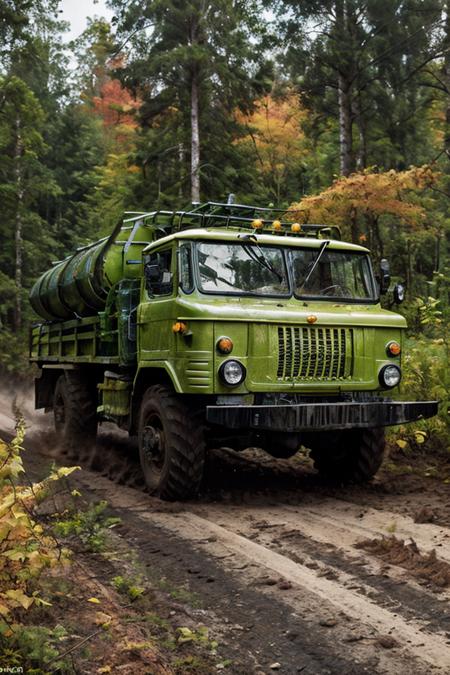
[278, 580, 293, 590]
[319, 618, 337, 627]
[343, 633, 363, 643]
[376, 635, 399, 649]
[270, 663, 281, 670]
[264, 577, 278, 586]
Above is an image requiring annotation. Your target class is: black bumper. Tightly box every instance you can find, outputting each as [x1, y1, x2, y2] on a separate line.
[206, 400, 439, 432]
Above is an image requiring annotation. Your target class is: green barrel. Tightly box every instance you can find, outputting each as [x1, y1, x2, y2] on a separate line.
[30, 214, 161, 321]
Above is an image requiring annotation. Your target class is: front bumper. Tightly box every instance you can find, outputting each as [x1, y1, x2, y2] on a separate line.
[206, 400, 439, 432]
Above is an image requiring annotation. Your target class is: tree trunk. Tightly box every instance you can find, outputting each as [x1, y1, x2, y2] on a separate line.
[14, 115, 24, 333]
[338, 74, 353, 176]
[443, 2, 450, 163]
[349, 205, 359, 243]
[353, 92, 366, 170]
[191, 72, 200, 203]
[178, 142, 185, 201]
[335, 0, 354, 176]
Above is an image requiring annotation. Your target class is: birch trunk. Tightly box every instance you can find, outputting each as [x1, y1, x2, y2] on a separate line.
[191, 73, 200, 203]
[353, 92, 366, 170]
[14, 116, 24, 333]
[336, 0, 353, 176]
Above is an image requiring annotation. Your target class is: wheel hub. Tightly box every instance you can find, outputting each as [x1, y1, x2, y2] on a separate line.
[142, 425, 165, 468]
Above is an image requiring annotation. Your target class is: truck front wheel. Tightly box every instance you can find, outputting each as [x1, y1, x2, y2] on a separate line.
[53, 373, 97, 458]
[138, 386, 205, 500]
[309, 427, 385, 483]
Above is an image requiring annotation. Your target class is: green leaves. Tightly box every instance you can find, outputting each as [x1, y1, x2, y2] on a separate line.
[0, 416, 76, 620]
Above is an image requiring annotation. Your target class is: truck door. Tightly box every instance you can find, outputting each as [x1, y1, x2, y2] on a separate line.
[138, 247, 176, 360]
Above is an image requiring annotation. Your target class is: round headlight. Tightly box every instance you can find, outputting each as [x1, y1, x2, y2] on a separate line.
[219, 360, 246, 386]
[379, 364, 402, 388]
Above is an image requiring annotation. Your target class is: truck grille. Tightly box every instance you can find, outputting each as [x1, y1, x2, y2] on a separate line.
[277, 326, 353, 380]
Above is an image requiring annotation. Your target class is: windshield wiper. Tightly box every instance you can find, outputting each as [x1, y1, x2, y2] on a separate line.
[299, 240, 330, 288]
[239, 236, 283, 282]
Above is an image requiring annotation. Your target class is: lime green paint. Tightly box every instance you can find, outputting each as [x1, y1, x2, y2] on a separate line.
[30, 207, 408, 411]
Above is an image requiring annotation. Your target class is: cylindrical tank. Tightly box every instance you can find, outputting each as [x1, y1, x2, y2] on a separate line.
[30, 214, 162, 321]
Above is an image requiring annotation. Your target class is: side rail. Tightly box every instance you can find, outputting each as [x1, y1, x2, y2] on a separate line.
[29, 316, 119, 364]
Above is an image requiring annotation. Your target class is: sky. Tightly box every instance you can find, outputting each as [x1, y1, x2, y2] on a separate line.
[59, 0, 113, 41]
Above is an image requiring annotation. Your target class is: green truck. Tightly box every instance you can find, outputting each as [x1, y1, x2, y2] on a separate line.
[29, 200, 438, 499]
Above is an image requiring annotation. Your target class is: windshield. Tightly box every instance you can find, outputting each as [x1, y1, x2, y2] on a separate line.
[196, 242, 290, 297]
[290, 249, 376, 300]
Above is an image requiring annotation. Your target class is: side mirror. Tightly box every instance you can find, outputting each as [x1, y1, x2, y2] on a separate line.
[393, 282, 405, 304]
[379, 258, 390, 294]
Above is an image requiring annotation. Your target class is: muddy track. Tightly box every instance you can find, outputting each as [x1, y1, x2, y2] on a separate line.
[3, 402, 450, 674]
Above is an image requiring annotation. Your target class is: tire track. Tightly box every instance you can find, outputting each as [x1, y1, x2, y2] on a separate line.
[74, 471, 450, 673]
[3, 405, 450, 674]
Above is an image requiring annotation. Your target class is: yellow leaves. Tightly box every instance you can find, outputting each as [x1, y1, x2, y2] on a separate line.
[177, 626, 196, 643]
[396, 439, 408, 449]
[50, 466, 80, 480]
[87, 597, 101, 604]
[121, 640, 153, 651]
[238, 92, 308, 187]
[94, 611, 112, 627]
[4, 589, 34, 610]
[414, 430, 427, 444]
[0, 421, 75, 619]
[289, 165, 440, 240]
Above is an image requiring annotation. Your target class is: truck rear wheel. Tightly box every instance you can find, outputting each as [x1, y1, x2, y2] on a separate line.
[138, 385, 205, 500]
[53, 373, 97, 459]
[309, 427, 385, 483]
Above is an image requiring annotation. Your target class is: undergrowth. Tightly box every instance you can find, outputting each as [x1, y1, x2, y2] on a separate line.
[0, 416, 78, 672]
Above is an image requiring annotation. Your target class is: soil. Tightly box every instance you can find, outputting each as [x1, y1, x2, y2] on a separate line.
[1, 390, 450, 674]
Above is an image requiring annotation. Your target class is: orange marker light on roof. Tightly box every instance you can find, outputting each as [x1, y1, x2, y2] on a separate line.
[291, 223, 301, 233]
[272, 220, 282, 231]
[252, 219, 263, 229]
[307, 315, 317, 324]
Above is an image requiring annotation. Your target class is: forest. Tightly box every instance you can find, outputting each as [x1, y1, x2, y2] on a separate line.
[0, 0, 448, 450]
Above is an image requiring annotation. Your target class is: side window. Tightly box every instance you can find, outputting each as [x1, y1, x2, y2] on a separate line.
[179, 244, 193, 293]
[144, 249, 173, 296]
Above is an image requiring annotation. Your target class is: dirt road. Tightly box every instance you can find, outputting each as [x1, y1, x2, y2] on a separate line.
[2, 393, 450, 674]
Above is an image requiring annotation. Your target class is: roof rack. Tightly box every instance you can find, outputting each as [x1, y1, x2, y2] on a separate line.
[123, 201, 341, 240]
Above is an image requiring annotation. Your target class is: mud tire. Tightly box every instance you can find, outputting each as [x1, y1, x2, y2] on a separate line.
[53, 373, 97, 459]
[310, 427, 385, 483]
[138, 385, 205, 501]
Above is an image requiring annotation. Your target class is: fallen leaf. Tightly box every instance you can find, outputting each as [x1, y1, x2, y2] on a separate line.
[95, 612, 112, 627]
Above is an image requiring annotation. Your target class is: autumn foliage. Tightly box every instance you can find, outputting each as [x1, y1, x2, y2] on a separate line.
[0, 419, 77, 627]
[289, 166, 439, 244]
[92, 79, 140, 130]
[239, 93, 307, 202]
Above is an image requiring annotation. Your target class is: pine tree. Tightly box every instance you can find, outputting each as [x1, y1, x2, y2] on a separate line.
[109, 0, 270, 203]
[275, 0, 443, 177]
